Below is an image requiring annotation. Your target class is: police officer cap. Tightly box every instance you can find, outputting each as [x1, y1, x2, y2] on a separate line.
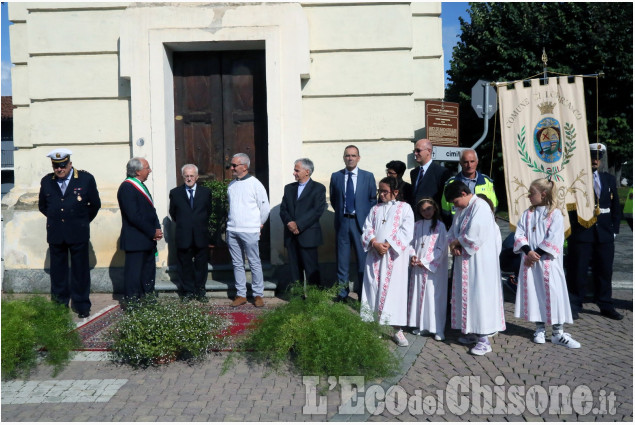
[589, 143, 606, 159]
[46, 148, 72, 166]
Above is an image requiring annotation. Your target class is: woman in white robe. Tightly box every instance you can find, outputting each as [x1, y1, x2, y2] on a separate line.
[445, 180, 506, 356]
[360, 177, 414, 346]
[408, 198, 448, 341]
[513, 178, 579, 349]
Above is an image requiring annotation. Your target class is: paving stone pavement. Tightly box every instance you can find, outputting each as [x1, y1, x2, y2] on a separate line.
[1, 222, 632, 422]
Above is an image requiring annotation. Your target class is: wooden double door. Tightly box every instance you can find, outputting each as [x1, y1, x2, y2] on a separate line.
[173, 50, 269, 259]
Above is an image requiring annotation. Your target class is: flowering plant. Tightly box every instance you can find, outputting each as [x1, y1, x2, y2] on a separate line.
[109, 296, 229, 367]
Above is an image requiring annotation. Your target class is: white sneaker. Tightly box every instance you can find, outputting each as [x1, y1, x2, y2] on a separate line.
[470, 340, 492, 356]
[394, 330, 409, 347]
[434, 331, 445, 341]
[458, 334, 478, 345]
[551, 332, 581, 349]
[533, 329, 546, 344]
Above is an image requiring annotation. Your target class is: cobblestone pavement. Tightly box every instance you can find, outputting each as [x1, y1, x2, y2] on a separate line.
[1, 223, 632, 422]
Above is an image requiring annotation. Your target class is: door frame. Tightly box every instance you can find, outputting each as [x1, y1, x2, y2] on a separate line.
[119, 4, 310, 266]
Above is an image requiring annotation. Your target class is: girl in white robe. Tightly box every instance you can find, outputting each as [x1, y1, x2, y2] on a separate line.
[445, 180, 506, 356]
[513, 178, 580, 349]
[408, 198, 448, 341]
[360, 177, 414, 347]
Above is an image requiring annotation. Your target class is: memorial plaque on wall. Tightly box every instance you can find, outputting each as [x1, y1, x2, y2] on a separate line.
[426, 100, 459, 147]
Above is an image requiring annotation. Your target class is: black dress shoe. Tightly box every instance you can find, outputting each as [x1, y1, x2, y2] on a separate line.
[78, 312, 90, 319]
[600, 309, 623, 321]
[332, 294, 347, 303]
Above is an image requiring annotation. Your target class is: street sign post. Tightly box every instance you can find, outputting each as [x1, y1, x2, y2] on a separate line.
[471, 80, 497, 119]
[432, 146, 466, 162]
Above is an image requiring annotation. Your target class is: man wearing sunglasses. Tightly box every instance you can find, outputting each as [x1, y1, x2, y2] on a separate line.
[38, 148, 101, 319]
[410, 139, 451, 223]
[226, 153, 270, 308]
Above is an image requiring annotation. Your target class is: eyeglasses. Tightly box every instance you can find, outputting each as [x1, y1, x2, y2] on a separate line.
[52, 164, 68, 169]
[377, 189, 391, 195]
[414, 148, 430, 153]
[230, 163, 245, 168]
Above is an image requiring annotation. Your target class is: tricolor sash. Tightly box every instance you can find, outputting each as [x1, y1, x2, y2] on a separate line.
[124, 178, 154, 206]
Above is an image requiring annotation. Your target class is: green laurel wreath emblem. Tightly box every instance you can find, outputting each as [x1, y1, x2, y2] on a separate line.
[516, 123, 576, 182]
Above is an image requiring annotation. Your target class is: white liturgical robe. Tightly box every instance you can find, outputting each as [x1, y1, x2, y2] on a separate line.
[513, 206, 573, 325]
[360, 201, 414, 326]
[448, 196, 506, 334]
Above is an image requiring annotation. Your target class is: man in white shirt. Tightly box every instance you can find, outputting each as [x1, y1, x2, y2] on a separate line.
[226, 153, 271, 307]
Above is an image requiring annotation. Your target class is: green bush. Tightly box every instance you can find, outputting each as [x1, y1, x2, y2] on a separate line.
[243, 285, 400, 380]
[109, 296, 228, 367]
[1, 296, 81, 380]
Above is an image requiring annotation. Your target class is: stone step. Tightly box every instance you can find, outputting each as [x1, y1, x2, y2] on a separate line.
[154, 279, 277, 298]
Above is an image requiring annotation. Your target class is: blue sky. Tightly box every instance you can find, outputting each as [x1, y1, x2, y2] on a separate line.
[0, 2, 469, 96]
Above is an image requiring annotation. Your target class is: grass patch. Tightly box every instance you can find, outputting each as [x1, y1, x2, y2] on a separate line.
[1, 296, 81, 380]
[109, 295, 229, 367]
[242, 285, 400, 380]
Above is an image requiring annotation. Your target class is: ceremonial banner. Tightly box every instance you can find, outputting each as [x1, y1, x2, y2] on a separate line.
[498, 76, 594, 236]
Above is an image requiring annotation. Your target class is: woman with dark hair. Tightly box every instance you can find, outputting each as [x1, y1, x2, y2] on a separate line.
[360, 177, 414, 347]
[386, 160, 412, 203]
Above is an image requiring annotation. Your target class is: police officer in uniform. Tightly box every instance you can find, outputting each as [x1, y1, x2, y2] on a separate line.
[567, 143, 623, 320]
[38, 149, 101, 318]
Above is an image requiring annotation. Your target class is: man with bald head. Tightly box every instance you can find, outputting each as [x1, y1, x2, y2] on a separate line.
[440, 149, 497, 218]
[410, 139, 451, 219]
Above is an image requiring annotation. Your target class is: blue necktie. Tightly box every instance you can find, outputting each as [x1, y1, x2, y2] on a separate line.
[415, 166, 425, 190]
[187, 188, 194, 208]
[345, 172, 355, 214]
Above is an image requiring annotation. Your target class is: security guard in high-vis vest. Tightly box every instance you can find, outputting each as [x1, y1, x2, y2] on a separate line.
[441, 149, 497, 218]
[38, 148, 101, 318]
[624, 187, 633, 230]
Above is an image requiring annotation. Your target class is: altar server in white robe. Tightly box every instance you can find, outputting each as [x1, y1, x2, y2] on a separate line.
[445, 180, 506, 356]
[408, 198, 448, 341]
[361, 177, 414, 347]
[514, 178, 580, 349]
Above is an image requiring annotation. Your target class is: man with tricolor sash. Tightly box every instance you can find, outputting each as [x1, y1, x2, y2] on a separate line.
[117, 157, 163, 300]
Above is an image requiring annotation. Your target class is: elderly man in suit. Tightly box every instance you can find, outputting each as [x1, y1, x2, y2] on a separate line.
[169, 164, 213, 301]
[117, 157, 163, 300]
[329, 145, 377, 301]
[280, 158, 327, 288]
[38, 148, 101, 318]
[410, 138, 451, 222]
[567, 143, 623, 320]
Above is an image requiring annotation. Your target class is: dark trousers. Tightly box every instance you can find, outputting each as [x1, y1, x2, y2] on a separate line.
[124, 250, 156, 299]
[335, 216, 365, 298]
[287, 239, 320, 287]
[49, 241, 91, 314]
[176, 246, 208, 297]
[567, 240, 615, 311]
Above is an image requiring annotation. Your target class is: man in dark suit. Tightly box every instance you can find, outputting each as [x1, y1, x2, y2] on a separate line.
[169, 164, 212, 301]
[38, 148, 101, 318]
[567, 143, 623, 320]
[329, 145, 377, 301]
[117, 157, 163, 300]
[280, 158, 327, 288]
[410, 138, 451, 222]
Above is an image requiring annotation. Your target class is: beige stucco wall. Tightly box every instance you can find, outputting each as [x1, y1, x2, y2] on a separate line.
[3, 2, 444, 288]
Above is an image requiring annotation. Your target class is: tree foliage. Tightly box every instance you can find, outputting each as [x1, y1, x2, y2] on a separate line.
[445, 3, 633, 208]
